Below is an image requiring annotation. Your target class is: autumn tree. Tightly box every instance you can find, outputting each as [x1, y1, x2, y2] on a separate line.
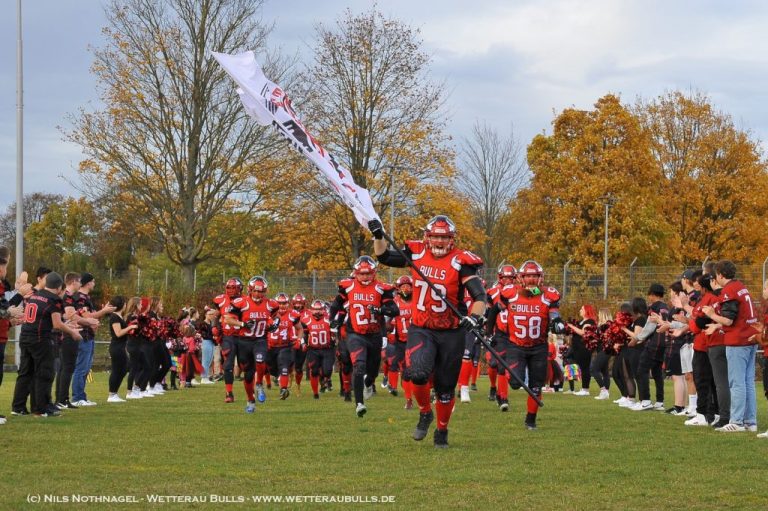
[282, 6, 453, 265]
[456, 121, 529, 268]
[504, 94, 676, 268]
[636, 90, 768, 263]
[66, 0, 287, 287]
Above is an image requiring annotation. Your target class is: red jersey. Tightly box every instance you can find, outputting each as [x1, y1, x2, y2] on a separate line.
[302, 314, 333, 350]
[296, 308, 312, 326]
[720, 280, 759, 346]
[212, 294, 242, 337]
[688, 291, 720, 351]
[268, 309, 302, 348]
[230, 296, 278, 338]
[391, 295, 413, 343]
[404, 240, 483, 330]
[486, 283, 510, 335]
[335, 278, 395, 335]
[500, 284, 561, 347]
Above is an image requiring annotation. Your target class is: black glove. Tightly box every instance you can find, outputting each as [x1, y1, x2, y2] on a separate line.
[368, 219, 384, 240]
[367, 305, 382, 316]
[329, 319, 342, 330]
[460, 314, 485, 331]
[550, 317, 566, 334]
[266, 319, 280, 333]
[243, 320, 256, 331]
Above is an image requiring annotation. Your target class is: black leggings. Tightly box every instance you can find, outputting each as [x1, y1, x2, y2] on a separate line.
[636, 350, 664, 403]
[137, 339, 156, 391]
[590, 350, 612, 389]
[126, 337, 142, 390]
[692, 350, 718, 420]
[108, 341, 129, 393]
[152, 341, 171, 387]
[622, 347, 642, 399]
[571, 346, 592, 389]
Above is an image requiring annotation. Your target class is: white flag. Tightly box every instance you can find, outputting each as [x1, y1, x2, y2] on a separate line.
[212, 50, 381, 228]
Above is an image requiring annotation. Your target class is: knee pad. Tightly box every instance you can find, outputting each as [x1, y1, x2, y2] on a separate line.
[405, 367, 430, 385]
[509, 379, 522, 390]
[437, 391, 453, 404]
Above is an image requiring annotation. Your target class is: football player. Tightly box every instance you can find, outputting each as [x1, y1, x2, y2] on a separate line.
[482, 265, 517, 410]
[291, 293, 310, 394]
[225, 276, 279, 412]
[212, 278, 243, 403]
[267, 293, 303, 400]
[302, 300, 335, 399]
[388, 276, 414, 408]
[488, 260, 565, 430]
[329, 256, 398, 417]
[371, 215, 486, 448]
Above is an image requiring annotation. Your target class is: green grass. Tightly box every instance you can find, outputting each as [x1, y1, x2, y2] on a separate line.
[1, 373, 767, 510]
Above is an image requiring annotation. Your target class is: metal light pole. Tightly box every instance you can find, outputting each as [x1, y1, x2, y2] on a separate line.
[14, 0, 24, 367]
[600, 194, 616, 300]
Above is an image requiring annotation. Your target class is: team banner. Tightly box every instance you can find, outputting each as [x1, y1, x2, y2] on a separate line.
[211, 50, 381, 228]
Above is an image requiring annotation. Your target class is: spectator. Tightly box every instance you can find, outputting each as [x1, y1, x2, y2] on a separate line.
[198, 308, 218, 384]
[107, 296, 137, 403]
[629, 285, 668, 412]
[757, 279, 768, 438]
[0, 246, 29, 424]
[702, 260, 759, 433]
[566, 304, 598, 396]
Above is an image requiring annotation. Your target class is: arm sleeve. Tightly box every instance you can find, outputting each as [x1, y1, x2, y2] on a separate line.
[9, 293, 24, 306]
[464, 276, 486, 303]
[328, 294, 346, 321]
[485, 302, 501, 334]
[376, 247, 410, 267]
[719, 300, 739, 321]
[381, 300, 399, 318]
[636, 320, 658, 341]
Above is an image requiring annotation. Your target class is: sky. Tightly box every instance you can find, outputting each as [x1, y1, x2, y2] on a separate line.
[1, 0, 768, 209]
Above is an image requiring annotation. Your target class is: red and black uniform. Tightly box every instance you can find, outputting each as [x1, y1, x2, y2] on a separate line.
[267, 308, 302, 392]
[636, 299, 669, 405]
[483, 282, 514, 402]
[385, 294, 412, 395]
[378, 240, 483, 430]
[292, 307, 312, 387]
[12, 289, 63, 415]
[230, 295, 278, 401]
[719, 280, 759, 346]
[688, 290, 720, 422]
[490, 283, 562, 421]
[334, 310, 353, 397]
[0, 278, 15, 389]
[212, 293, 241, 392]
[329, 278, 397, 406]
[302, 313, 335, 396]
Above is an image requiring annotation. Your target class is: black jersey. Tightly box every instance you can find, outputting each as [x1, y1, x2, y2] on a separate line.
[20, 289, 63, 343]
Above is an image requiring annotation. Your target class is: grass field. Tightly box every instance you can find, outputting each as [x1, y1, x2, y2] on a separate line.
[1, 372, 767, 510]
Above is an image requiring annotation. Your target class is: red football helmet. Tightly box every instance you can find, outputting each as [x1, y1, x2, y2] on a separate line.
[225, 278, 243, 298]
[423, 215, 456, 258]
[395, 275, 413, 297]
[248, 276, 268, 301]
[497, 264, 517, 286]
[518, 260, 544, 290]
[275, 292, 290, 312]
[310, 299, 325, 319]
[353, 255, 377, 285]
[292, 293, 306, 310]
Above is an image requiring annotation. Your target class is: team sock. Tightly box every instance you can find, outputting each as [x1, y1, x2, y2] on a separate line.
[457, 359, 473, 386]
[435, 398, 455, 430]
[413, 383, 432, 414]
[388, 370, 400, 390]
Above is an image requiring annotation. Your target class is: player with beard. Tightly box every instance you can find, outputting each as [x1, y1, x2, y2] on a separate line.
[487, 260, 565, 430]
[302, 300, 335, 399]
[267, 293, 303, 400]
[329, 256, 399, 418]
[371, 216, 486, 448]
[212, 278, 243, 403]
[226, 277, 279, 413]
[387, 276, 414, 408]
[480, 265, 516, 410]
[291, 293, 310, 394]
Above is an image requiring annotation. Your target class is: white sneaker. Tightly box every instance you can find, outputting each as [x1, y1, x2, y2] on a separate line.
[189, 379, 200, 387]
[460, 386, 471, 403]
[653, 402, 665, 411]
[613, 397, 624, 404]
[72, 400, 96, 407]
[619, 398, 636, 408]
[562, 389, 573, 394]
[595, 389, 610, 400]
[0, 416, 6, 425]
[684, 407, 697, 418]
[574, 389, 590, 396]
[745, 424, 758, 432]
[757, 429, 768, 438]
[684, 414, 709, 426]
[716, 423, 746, 432]
[126, 390, 143, 400]
[630, 401, 653, 411]
[200, 377, 214, 385]
[355, 402, 367, 417]
[107, 394, 126, 403]
[363, 385, 374, 400]
[140, 390, 155, 398]
[152, 384, 166, 394]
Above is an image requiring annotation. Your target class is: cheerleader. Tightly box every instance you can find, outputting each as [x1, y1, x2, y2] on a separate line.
[565, 304, 598, 396]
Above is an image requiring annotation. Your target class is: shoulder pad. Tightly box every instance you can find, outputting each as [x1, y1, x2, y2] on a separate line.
[266, 299, 279, 312]
[405, 240, 425, 253]
[500, 284, 519, 300]
[213, 294, 226, 305]
[339, 278, 355, 289]
[543, 286, 561, 302]
[376, 282, 395, 293]
[231, 296, 246, 307]
[454, 250, 483, 267]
